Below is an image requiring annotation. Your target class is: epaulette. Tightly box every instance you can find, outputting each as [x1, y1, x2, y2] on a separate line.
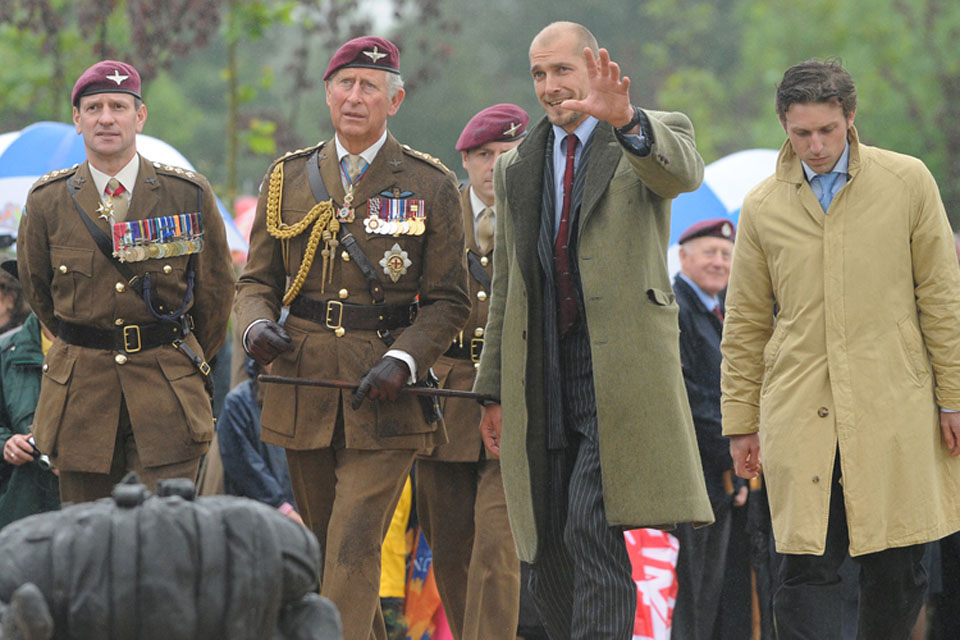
[272, 142, 325, 169]
[151, 161, 205, 186]
[30, 164, 79, 192]
[401, 144, 453, 174]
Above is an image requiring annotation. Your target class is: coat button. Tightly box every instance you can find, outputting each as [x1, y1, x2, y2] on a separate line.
[341, 251, 350, 262]
[474, 327, 484, 337]
[163, 265, 172, 274]
[474, 362, 480, 370]
[339, 288, 349, 300]
[477, 291, 487, 301]
[115, 354, 128, 365]
[115, 318, 124, 326]
[42, 363, 49, 372]
[818, 407, 829, 417]
[334, 327, 346, 337]
[58, 265, 68, 274]
[522, 330, 527, 340]
[480, 256, 489, 266]
[812, 475, 820, 483]
[115, 282, 126, 293]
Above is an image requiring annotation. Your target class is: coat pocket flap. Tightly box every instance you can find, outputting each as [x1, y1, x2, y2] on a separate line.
[50, 246, 95, 278]
[42, 352, 76, 385]
[647, 287, 675, 306]
[158, 349, 201, 381]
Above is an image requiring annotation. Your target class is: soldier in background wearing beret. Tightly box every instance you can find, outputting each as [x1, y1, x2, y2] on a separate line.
[415, 104, 528, 640]
[234, 36, 470, 639]
[670, 218, 750, 639]
[16, 60, 234, 502]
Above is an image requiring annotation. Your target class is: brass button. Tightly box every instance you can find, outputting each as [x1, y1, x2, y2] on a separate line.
[480, 256, 489, 267]
[58, 265, 68, 274]
[115, 282, 126, 293]
[115, 318, 124, 326]
[334, 327, 346, 337]
[474, 362, 480, 370]
[42, 363, 49, 372]
[338, 288, 349, 300]
[474, 327, 484, 338]
[163, 265, 172, 274]
[115, 354, 128, 365]
[817, 407, 829, 418]
[477, 290, 488, 301]
[341, 251, 350, 262]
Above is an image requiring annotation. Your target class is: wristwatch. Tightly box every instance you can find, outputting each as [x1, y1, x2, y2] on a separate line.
[615, 105, 643, 135]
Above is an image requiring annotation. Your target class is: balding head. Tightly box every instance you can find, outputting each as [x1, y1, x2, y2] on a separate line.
[529, 22, 598, 59]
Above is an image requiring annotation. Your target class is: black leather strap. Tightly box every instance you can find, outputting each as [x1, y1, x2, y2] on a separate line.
[58, 317, 191, 353]
[466, 250, 491, 293]
[289, 296, 418, 332]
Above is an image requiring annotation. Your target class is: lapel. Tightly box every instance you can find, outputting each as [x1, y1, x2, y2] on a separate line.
[131, 155, 161, 221]
[577, 123, 621, 235]
[461, 187, 480, 254]
[68, 162, 110, 234]
[318, 141, 347, 204]
[319, 133, 406, 209]
[505, 117, 550, 291]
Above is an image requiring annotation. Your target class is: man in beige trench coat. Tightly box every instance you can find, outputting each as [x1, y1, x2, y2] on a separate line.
[721, 60, 960, 640]
[474, 21, 713, 640]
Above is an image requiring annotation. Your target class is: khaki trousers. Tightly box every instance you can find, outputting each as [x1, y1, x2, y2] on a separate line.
[287, 446, 415, 640]
[416, 458, 521, 640]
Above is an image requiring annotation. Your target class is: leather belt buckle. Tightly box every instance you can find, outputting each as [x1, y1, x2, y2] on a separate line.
[198, 360, 212, 376]
[123, 325, 142, 353]
[325, 300, 344, 331]
[470, 337, 484, 363]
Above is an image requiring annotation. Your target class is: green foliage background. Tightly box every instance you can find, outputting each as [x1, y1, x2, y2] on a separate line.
[3, 0, 960, 226]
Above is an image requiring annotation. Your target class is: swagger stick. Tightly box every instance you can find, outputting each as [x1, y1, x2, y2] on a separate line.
[258, 374, 495, 403]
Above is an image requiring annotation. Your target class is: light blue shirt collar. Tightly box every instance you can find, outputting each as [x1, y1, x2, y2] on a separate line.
[551, 117, 598, 239]
[801, 141, 850, 182]
[678, 272, 720, 311]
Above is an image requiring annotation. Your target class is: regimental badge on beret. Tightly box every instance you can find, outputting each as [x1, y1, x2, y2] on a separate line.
[72, 60, 142, 107]
[678, 217, 737, 245]
[324, 36, 401, 81]
[456, 103, 531, 151]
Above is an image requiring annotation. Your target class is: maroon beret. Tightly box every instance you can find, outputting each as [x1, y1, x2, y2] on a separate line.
[455, 103, 530, 151]
[72, 60, 142, 107]
[323, 36, 400, 81]
[678, 217, 736, 244]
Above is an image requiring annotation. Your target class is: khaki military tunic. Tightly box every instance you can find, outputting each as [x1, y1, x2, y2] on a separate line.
[234, 134, 471, 451]
[17, 157, 235, 473]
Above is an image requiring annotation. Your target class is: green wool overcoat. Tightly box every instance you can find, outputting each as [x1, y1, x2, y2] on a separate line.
[473, 114, 714, 563]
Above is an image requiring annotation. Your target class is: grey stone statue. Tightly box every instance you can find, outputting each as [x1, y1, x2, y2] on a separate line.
[0, 475, 341, 640]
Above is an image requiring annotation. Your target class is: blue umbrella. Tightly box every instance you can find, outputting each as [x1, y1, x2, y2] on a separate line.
[668, 148, 779, 275]
[0, 121, 248, 258]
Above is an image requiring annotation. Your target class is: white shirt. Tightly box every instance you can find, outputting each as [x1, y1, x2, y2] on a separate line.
[334, 131, 388, 191]
[469, 186, 494, 247]
[89, 153, 140, 204]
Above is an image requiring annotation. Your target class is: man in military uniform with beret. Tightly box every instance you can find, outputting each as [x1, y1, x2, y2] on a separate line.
[17, 60, 234, 502]
[234, 36, 470, 640]
[415, 104, 528, 640]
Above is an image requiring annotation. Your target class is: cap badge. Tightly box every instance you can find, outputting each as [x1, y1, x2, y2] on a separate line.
[105, 70, 129, 85]
[363, 46, 388, 63]
[380, 243, 412, 282]
[503, 122, 522, 137]
[722, 223, 732, 237]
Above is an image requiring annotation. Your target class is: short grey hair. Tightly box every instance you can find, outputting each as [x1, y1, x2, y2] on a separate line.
[325, 69, 404, 99]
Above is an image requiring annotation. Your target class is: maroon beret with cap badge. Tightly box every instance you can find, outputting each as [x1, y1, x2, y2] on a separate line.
[455, 103, 530, 151]
[323, 36, 401, 81]
[71, 60, 142, 107]
[678, 217, 736, 244]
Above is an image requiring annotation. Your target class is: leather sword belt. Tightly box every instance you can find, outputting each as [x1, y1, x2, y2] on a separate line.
[289, 296, 419, 332]
[444, 337, 484, 362]
[58, 316, 193, 353]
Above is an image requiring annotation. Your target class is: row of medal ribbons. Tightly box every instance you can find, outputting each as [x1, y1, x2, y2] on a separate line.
[362, 197, 426, 236]
[111, 212, 205, 263]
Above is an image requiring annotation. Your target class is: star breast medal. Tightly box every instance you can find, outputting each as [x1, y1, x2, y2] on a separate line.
[380, 243, 412, 283]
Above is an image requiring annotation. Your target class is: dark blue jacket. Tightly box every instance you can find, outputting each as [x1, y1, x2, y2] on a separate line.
[674, 275, 732, 502]
[218, 379, 296, 510]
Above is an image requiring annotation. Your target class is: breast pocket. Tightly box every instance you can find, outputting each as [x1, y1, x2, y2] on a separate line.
[50, 246, 95, 319]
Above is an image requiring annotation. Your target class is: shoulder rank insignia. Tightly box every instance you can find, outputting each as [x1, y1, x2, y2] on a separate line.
[380, 243, 412, 282]
[400, 144, 452, 174]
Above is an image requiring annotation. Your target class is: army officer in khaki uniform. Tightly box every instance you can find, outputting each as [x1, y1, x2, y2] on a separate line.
[234, 36, 470, 640]
[17, 60, 234, 503]
[415, 104, 528, 640]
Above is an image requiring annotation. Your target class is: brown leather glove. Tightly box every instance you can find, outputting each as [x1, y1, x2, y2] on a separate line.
[245, 320, 292, 366]
[352, 356, 409, 409]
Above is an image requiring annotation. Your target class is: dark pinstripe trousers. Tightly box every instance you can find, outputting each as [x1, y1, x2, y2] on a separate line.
[529, 323, 637, 640]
